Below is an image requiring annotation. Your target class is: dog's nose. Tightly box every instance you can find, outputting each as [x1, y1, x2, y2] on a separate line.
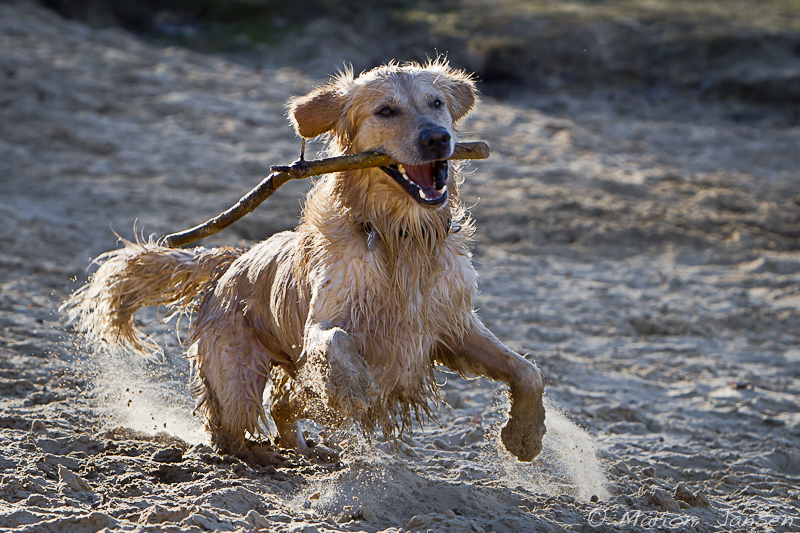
[419, 127, 451, 159]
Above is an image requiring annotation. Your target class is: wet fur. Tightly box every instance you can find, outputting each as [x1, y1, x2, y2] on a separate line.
[66, 60, 546, 461]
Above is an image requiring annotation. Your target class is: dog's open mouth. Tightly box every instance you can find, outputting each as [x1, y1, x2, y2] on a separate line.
[380, 160, 448, 206]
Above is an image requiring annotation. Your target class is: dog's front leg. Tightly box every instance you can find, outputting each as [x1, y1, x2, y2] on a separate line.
[297, 323, 379, 428]
[437, 315, 546, 461]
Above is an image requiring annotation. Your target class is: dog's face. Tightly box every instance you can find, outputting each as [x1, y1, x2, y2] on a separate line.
[289, 62, 477, 209]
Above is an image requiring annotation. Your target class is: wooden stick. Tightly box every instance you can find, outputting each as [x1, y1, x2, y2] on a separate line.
[163, 141, 490, 248]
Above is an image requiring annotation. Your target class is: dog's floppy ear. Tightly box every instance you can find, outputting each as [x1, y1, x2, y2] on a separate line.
[446, 74, 478, 122]
[288, 85, 345, 139]
[450, 74, 478, 122]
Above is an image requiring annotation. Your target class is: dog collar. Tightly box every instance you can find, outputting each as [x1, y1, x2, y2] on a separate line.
[361, 219, 461, 251]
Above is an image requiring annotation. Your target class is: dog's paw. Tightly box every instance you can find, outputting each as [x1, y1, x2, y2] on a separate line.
[501, 404, 546, 462]
[327, 353, 379, 422]
[310, 444, 340, 464]
[211, 433, 292, 467]
[245, 442, 292, 468]
[298, 327, 378, 428]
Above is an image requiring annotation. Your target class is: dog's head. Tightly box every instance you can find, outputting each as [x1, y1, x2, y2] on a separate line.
[288, 61, 477, 209]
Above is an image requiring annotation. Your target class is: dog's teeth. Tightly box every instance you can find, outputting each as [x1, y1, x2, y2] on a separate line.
[398, 164, 410, 181]
[438, 185, 447, 193]
[418, 189, 425, 199]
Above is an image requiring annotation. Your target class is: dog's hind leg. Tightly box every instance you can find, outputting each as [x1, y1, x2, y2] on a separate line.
[436, 315, 546, 461]
[269, 367, 310, 455]
[191, 309, 275, 453]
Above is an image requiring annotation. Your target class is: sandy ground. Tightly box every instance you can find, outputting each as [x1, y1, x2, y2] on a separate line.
[1, 2, 800, 532]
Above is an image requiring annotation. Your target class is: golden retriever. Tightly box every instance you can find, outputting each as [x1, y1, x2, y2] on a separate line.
[67, 60, 546, 462]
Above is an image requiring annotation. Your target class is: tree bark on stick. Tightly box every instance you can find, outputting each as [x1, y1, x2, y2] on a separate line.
[163, 141, 490, 248]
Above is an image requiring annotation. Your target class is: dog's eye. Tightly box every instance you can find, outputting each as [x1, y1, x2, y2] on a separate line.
[377, 106, 394, 117]
[432, 99, 443, 109]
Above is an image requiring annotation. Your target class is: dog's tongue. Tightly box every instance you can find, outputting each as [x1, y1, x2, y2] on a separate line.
[405, 163, 435, 189]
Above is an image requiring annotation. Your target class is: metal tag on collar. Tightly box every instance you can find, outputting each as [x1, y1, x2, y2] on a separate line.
[367, 229, 379, 250]
[448, 219, 462, 235]
[364, 222, 379, 251]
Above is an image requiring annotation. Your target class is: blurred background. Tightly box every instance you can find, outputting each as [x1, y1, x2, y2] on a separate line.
[38, 0, 800, 107]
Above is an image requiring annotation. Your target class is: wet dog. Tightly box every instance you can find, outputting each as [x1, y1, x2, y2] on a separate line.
[67, 60, 546, 461]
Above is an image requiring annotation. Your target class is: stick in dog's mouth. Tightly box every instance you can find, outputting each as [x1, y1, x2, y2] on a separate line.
[163, 142, 488, 248]
[380, 159, 448, 206]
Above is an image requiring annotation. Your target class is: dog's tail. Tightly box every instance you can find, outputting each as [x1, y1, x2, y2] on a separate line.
[64, 237, 242, 357]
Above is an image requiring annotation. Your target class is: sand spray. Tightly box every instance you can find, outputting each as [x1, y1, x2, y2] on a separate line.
[292, 394, 610, 525]
[82, 313, 209, 445]
[84, 330, 608, 506]
[495, 396, 611, 501]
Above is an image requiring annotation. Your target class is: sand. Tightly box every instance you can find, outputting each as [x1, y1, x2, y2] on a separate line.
[1, 2, 799, 532]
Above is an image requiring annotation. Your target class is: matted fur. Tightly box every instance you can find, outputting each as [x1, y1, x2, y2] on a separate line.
[66, 60, 546, 461]
[66, 237, 241, 357]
